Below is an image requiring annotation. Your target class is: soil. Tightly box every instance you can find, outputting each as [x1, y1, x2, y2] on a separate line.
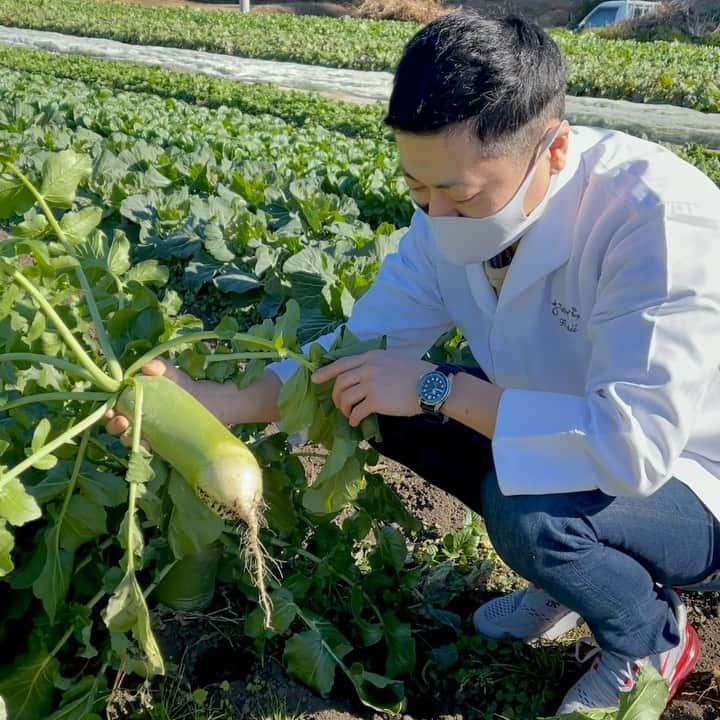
[151, 451, 720, 720]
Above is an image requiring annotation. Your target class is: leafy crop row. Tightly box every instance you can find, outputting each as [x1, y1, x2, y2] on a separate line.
[0, 66, 413, 340]
[0, 0, 412, 72]
[1, 0, 720, 111]
[554, 32, 720, 113]
[674, 142, 720, 184]
[0, 45, 717, 192]
[0, 44, 389, 141]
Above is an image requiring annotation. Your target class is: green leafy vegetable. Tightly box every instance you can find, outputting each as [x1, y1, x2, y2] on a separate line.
[541, 665, 669, 720]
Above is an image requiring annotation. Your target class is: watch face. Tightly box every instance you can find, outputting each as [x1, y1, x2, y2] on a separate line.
[419, 371, 449, 404]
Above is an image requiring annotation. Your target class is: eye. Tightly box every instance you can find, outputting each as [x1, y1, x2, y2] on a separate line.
[455, 191, 481, 205]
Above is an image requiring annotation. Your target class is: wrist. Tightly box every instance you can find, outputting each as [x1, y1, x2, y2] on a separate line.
[190, 379, 238, 426]
[194, 370, 282, 426]
[441, 372, 503, 437]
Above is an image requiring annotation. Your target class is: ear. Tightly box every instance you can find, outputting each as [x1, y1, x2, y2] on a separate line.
[549, 121, 571, 175]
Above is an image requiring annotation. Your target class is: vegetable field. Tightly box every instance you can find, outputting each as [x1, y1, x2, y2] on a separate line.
[2, 0, 720, 111]
[1, 6, 720, 720]
[0, 45, 389, 142]
[0, 56, 566, 720]
[0, 66, 415, 336]
[0, 146, 570, 719]
[0, 46, 717, 189]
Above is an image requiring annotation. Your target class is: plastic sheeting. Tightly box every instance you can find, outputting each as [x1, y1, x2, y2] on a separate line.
[1, 25, 720, 148]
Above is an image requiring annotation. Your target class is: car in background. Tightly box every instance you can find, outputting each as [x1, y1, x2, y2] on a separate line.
[575, 0, 661, 30]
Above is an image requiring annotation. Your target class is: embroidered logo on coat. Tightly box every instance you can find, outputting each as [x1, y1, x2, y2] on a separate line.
[551, 300, 580, 333]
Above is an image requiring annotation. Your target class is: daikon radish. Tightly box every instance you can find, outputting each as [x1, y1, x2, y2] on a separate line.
[117, 375, 272, 625]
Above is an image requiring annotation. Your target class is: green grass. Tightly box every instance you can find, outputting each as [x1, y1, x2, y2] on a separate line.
[143, 680, 231, 720]
[250, 692, 306, 720]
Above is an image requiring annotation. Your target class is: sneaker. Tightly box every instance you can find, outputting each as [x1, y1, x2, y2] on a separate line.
[473, 584, 583, 642]
[556, 588, 701, 714]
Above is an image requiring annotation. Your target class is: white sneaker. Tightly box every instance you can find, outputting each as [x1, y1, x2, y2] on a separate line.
[473, 584, 583, 642]
[556, 589, 700, 714]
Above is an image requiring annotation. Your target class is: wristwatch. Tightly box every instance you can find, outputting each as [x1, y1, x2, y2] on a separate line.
[418, 365, 458, 418]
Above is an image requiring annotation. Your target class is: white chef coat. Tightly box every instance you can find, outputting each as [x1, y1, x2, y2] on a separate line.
[270, 126, 720, 522]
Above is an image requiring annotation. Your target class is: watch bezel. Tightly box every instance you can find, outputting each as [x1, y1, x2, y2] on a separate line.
[418, 368, 453, 415]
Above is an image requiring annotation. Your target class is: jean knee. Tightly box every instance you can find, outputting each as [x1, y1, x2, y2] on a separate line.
[481, 472, 589, 582]
[482, 473, 536, 575]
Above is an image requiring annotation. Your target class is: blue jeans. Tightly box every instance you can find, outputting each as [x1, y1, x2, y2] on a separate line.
[370, 365, 720, 658]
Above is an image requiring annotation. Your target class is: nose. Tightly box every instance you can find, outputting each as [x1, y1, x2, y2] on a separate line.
[427, 193, 460, 217]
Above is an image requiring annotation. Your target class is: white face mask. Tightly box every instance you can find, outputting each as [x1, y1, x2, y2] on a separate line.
[413, 123, 563, 266]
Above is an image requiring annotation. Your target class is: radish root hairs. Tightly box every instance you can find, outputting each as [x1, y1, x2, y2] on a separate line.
[197, 484, 279, 627]
[243, 512, 275, 628]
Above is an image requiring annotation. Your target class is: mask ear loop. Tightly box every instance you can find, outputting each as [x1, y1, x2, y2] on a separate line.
[485, 121, 567, 273]
[544, 120, 568, 176]
[515, 120, 567, 220]
[519, 120, 567, 191]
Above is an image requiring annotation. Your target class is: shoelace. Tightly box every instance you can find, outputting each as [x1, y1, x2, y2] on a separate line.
[574, 636, 644, 691]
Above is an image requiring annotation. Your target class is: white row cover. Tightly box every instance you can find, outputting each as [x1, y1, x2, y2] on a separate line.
[1, 24, 719, 148]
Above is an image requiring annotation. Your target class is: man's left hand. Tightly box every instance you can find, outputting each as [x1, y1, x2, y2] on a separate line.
[311, 350, 435, 427]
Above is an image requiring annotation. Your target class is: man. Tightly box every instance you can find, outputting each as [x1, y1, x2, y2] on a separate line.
[107, 11, 720, 714]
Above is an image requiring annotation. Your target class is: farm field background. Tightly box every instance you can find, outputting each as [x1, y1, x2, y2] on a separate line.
[0, 3, 719, 720]
[1, 0, 720, 110]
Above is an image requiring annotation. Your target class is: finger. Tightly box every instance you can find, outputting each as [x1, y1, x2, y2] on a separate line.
[332, 369, 365, 408]
[338, 384, 367, 418]
[123, 438, 150, 451]
[143, 357, 184, 385]
[104, 408, 116, 420]
[106, 415, 129, 436]
[142, 357, 169, 377]
[106, 416, 129, 435]
[312, 354, 367, 384]
[348, 399, 373, 428]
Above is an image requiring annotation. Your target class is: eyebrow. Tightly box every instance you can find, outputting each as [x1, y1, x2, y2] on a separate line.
[400, 166, 463, 190]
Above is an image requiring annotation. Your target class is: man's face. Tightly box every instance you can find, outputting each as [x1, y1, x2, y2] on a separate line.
[396, 121, 569, 219]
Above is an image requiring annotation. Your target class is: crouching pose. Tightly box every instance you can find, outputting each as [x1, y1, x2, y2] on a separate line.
[108, 10, 720, 714]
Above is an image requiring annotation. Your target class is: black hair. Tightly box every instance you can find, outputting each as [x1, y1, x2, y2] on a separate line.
[384, 11, 567, 152]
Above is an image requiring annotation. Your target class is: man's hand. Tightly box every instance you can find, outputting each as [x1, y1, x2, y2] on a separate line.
[311, 350, 435, 427]
[104, 358, 190, 447]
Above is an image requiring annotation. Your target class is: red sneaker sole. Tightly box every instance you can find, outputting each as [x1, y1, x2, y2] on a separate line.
[668, 623, 701, 701]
